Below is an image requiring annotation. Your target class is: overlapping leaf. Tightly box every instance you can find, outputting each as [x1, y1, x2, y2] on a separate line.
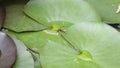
[12, 38, 34, 68]
[40, 41, 102, 68]
[3, 1, 46, 32]
[5, 30, 69, 51]
[86, 0, 120, 23]
[6, 22, 120, 68]
[60, 22, 120, 68]
[2, 0, 120, 68]
[24, 0, 101, 27]
[3, 0, 103, 51]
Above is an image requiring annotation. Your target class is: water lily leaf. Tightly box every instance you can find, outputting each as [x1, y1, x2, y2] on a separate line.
[6, 22, 120, 68]
[40, 40, 102, 68]
[12, 38, 34, 68]
[24, 0, 101, 26]
[3, 1, 46, 32]
[86, 0, 120, 23]
[0, 5, 5, 29]
[5, 30, 68, 52]
[0, 32, 16, 68]
[61, 22, 120, 68]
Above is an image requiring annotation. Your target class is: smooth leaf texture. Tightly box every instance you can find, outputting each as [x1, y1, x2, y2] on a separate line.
[40, 41, 102, 68]
[12, 38, 34, 68]
[0, 5, 5, 29]
[61, 22, 120, 68]
[39, 23, 120, 68]
[3, 1, 46, 32]
[24, 0, 101, 26]
[5, 30, 69, 52]
[86, 0, 120, 23]
[0, 32, 16, 68]
[7, 22, 120, 68]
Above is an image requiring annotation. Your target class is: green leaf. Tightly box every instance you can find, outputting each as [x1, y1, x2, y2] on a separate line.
[24, 0, 101, 26]
[61, 22, 120, 68]
[3, 1, 46, 32]
[12, 38, 34, 68]
[86, 0, 120, 23]
[40, 41, 102, 68]
[5, 30, 68, 52]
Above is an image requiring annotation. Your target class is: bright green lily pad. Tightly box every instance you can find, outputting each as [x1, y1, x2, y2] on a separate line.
[86, 0, 120, 23]
[24, 0, 101, 26]
[40, 41, 102, 68]
[61, 22, 120, 68]
[5, 30, 69, 52]
[38, 23, 120, 68]
[12, 38, 34, 68]
[9, 22, 120, 68]
[3, 2, 46, 32]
